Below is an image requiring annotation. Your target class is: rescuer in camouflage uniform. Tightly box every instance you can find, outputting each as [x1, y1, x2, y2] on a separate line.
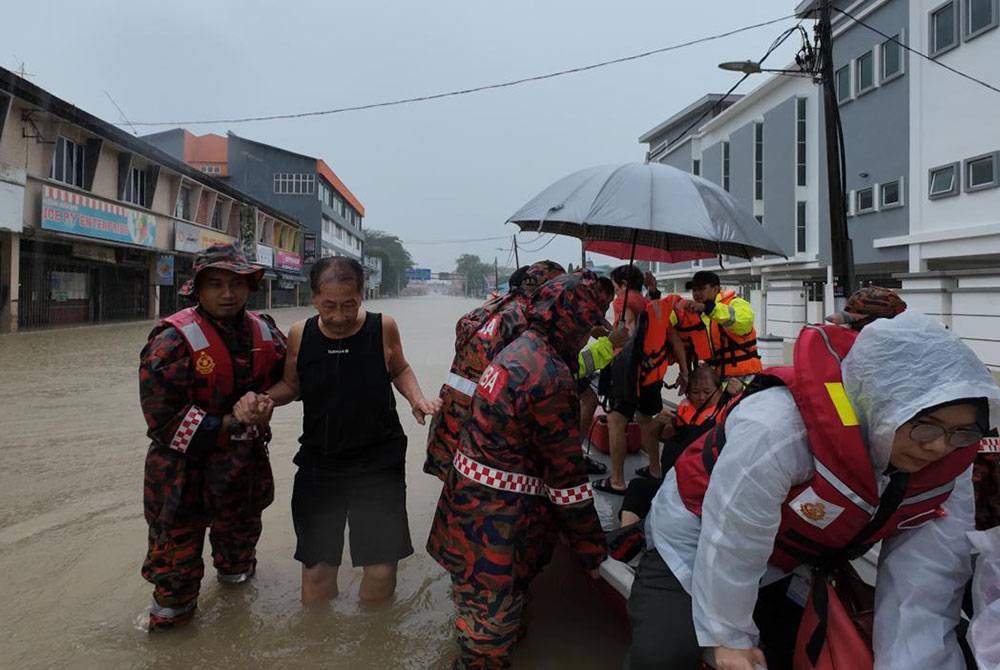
[139, 244, 286, 631]
[427, 272, 609, 669]
[423, 260, 565, 481]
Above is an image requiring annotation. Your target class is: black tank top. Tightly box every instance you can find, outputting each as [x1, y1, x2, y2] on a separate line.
[295, 312, 406, 473]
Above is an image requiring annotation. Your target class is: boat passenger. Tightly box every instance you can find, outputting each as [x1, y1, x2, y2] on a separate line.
[628, 311, 1000, 670]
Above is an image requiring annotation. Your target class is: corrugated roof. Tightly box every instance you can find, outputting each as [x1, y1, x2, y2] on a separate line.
[316, 159, 365, 217]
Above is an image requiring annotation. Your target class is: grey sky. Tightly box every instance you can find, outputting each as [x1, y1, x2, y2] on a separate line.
[6, 0, 801, 271]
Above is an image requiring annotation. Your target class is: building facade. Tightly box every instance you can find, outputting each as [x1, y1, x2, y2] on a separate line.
[142, 130, 366, 269]
[642, 0, 1000, 369]
[0, 67, 303, 332]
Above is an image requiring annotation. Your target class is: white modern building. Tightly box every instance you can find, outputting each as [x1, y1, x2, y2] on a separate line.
[641, 0, 1000, 370]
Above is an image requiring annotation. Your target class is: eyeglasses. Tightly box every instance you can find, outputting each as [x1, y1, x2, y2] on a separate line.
[909, 422, 984, 449]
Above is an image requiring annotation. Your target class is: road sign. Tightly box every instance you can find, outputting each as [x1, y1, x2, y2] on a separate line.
[406, 268, 432, 281]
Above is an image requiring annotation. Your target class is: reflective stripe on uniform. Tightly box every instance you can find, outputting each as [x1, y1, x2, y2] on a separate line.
[718, 304, 737, 327]
[901, 481, 955, 507]
[250, 314, 273, 342]
[814, 459, 877, 515]
[453, 451, 594, 506]
[446, 372, 479, 397]
[179, 322, 210, 352]
[981, 437, 1000, 453]
[580, 349, 598, 376]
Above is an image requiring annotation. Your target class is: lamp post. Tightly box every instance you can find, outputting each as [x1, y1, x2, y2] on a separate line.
[720, 0, 855, 299]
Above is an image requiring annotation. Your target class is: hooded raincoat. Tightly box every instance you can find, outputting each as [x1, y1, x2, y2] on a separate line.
[645, 311, 1000, 669]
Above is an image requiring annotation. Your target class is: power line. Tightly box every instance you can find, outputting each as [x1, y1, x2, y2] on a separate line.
[123, 13, 799, 127]
[402, 234, 512, 244]
[833, 6, 1000, 95]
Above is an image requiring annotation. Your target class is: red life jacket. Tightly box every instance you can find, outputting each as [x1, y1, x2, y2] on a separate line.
[638, 295, 681, 387]
[675, 324, 977, 573]
[163, 307, 283, 416]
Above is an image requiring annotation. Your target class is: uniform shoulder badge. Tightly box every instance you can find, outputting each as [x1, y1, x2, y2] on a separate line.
[477, 315, 501, 340]
[477, 363, 508, 402]
[195, 351, 216, 376]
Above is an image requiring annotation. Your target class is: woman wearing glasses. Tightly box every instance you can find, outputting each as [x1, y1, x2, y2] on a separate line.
[627, 311, 1000, 670]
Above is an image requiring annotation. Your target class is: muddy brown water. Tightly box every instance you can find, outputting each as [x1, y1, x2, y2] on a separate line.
[0, 296, 628, 669]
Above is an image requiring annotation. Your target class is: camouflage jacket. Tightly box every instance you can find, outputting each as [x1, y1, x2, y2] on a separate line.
[139, 307, 287, 458]
[424, 291, 532, 480]
[428, 275, 607, 592]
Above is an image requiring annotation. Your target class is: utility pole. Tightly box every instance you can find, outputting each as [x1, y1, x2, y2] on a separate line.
[512, 235, 520, 267]
[494, 256, 499, 290]
[818, 0, 856, 299]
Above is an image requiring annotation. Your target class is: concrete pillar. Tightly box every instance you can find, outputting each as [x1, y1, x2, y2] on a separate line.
[147, 255, 160, 320]
[896, 273, 956, 330]
[0, 232, 19, 333]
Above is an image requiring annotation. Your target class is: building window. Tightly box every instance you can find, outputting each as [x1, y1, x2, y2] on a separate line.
[50, 136, 86, 188]
[754, 215, 763, 225]
[929, 162, 961, 198]
[856, 187, 875, 213]
[211, 201, 225, 230]
[200, 165, 221, 175]
[796, 201, 807, 253]
[175, 184, 194, 220]
[835, 65, 852, 103]
[965, 151, 1000, 192]
[855, 51, 875, 95]
[796, 98, 807, 187]
[123, 166, 146, 206]
[722, 142, 730, 191]
[881, 35, 904, 81]
[754, 122, 764, 201]
[931, 1, 959, 55]
[880, 179, 903, 208]
[692, 159, 701, 176]
[966, 0, 999, 38]
[273, 173, 315, 195]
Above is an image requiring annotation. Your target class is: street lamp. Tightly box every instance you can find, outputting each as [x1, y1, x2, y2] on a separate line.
[718, 0, 855, 299]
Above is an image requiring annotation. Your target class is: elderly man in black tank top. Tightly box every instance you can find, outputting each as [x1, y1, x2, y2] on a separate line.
[258, 257, 440, 605]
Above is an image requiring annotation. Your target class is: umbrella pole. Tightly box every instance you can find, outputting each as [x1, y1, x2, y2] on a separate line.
[619, 229, 639, 328]
[580, 240, 586, 269]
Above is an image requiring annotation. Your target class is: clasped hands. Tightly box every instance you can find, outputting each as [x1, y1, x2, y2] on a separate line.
[233, 392, 275, 427]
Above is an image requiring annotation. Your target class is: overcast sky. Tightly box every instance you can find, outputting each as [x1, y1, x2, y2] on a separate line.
[6, 0, 802, 271]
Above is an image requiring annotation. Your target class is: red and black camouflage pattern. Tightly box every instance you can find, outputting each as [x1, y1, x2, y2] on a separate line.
[177, 243, 265, 297]
[424, 261, 565, 481]
[139, 308, 285, 630]
[427, 272, 606, 667]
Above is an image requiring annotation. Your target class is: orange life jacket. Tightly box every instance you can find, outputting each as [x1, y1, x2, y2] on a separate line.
[638, 295, 681, 387]
[674, 290, 761, 378]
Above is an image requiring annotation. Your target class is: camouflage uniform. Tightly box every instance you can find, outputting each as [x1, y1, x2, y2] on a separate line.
[427, 273, 607, 669]
[424, 261, 565, 481]
[138, 245, 286, 630]
[974, 451, 1000, 530]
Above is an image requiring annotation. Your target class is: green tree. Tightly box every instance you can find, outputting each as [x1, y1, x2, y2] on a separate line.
[365, 230, 414, 297]
[454, 254, 489, 297]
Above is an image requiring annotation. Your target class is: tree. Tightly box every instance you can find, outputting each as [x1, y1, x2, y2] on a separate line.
[453, 254, 515, 297]
[365, 230, 414, 297]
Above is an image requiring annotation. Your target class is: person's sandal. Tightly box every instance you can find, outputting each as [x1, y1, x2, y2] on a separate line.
[591, 477, 627, 495]
[585, 456, 608, 475]
[634, 465, 662, 480]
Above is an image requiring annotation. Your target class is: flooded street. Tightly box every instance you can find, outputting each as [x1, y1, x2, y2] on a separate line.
[0, 295, 628, 669]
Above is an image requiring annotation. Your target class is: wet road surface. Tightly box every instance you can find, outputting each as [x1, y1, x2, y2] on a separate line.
[0, 296, 628, 669]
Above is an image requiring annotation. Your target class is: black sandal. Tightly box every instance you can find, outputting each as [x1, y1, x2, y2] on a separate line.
[585, 456, 608, 475]
[591, 477, 627, 495]
[634, 465, 662, 480]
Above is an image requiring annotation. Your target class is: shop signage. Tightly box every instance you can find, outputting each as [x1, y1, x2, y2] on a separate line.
[255, 244, 275, 267]
[42, 185, 157, 247]
[155, 255, 175, 286]
[0, 163, 25, 233]
[303, 233, 318, 264]
[174, 220, 235, 254]
[72, 242, 116, 264]
[275, 250, 303, 272]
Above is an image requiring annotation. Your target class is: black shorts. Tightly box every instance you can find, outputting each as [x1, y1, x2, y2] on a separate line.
[291, 466, 414, 568]
[608, 382, 664, 419]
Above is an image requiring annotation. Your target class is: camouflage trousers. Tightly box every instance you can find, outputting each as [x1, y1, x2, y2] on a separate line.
[450, 578, 529, 670]
[142, 514, 262, 629]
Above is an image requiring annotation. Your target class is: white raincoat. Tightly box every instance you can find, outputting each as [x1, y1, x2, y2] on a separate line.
[646, 311, 1000, 669]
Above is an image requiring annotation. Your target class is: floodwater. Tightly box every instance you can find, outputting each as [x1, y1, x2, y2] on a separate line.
[0, 296, 628, 669]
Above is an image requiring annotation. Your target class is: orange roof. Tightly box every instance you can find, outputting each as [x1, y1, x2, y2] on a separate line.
[316, 159, 365, 217]
[184, 133, 228, 165]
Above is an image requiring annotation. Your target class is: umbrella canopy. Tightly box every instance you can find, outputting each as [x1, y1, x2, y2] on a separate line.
[507, 162, 787, 261]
